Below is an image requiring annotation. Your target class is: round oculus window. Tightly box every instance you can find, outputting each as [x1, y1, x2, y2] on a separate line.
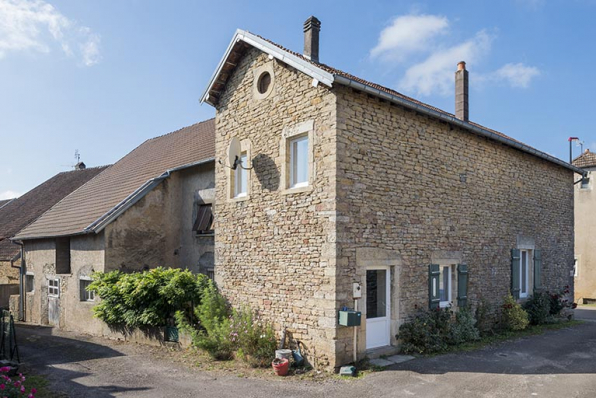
[257, 72, 272, 94]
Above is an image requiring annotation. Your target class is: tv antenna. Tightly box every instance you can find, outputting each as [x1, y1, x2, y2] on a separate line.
[218, 137, 253, 170]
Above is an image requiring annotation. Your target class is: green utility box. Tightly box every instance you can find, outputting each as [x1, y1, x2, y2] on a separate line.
[338, 310, 361, 326]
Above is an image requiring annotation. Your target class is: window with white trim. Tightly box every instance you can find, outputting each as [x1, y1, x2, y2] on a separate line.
[25, 273, 34, 293]
[48, 278, 60, 297]
[439, 265, 453, 307]
[289, 135, 309, 188]
[574, 256, 579, 277]
[234, 152, 248, 198]
[519, 250, 532, 298]
[80, 278, 95, 302]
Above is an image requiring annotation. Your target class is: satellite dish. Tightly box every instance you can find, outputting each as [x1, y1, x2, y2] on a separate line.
[227, 137, 241, 170]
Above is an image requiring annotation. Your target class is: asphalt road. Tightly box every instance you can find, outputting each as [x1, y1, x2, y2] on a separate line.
[16, 313, 596, 398]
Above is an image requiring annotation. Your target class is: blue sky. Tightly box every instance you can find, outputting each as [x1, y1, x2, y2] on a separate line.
[1, 0, 595, 198]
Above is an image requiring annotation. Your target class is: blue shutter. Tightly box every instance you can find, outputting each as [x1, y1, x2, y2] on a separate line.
[429, 264, 440, 309]
[533, 250, 542, 292]
[511, 249, 521, 299]
[457, 264, 468, 307]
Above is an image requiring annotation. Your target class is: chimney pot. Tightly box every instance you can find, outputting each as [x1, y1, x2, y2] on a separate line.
[455, 61, 469, 122]
[303, 16, 321, 63]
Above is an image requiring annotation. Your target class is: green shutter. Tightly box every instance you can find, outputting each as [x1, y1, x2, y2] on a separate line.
[533, 250, 542, 292]
[457, 264, 468, 308]
[429, 264, 440, 309]
[511, 249, 521, 299]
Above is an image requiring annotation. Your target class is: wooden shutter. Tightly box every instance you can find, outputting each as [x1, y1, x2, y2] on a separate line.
[429, 264, 440, 309]
[511, 249, 521, 299]
[533, 250, 542, 292]
[457, 264, 468, 307]
[193, 204, 214, 234]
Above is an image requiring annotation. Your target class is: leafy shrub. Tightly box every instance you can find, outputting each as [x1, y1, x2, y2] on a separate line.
[501, 294, 529, 331]
[475, 299, 495, 336]
[523, 291, 551, 325]
[549, 286, 572, 316]
[449, 307, 480, 344]
[88, 267, 208, 328]
[231, 307, 277, 367]
[0, 367, 37, 397]
[398, 308, 452, 354]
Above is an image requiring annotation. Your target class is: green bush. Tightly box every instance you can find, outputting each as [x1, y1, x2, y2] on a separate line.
[475, 299, 495, 336]
[398, 308, 452, 354]
[501, 294, 529, 331]
[449, 307, 480, 344]
[88, 267, 208, 328]
[523, 291, 551, 325]
[549, 286, 572, 316]
[231, 307, 277, 367]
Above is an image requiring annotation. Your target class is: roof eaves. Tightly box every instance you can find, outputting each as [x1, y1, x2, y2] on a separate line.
[87, 157, 216, 234]
[334, 75, 586, 176]
[200, 29, 333, 105]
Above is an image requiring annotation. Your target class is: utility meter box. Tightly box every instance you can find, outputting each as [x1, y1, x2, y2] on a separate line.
[338, 310, 361, 326]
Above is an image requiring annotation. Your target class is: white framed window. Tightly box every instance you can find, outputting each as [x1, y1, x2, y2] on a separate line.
[25, 273, 34, 293]
[234, 152, 248, 198]
[574, 256, 579, 277]
[48, 278, 60, 297]
[80, 278, 95, 302]
[519, 250, 532, 298]
[439, 265, 453, 308]
[289, 135, 309, 188]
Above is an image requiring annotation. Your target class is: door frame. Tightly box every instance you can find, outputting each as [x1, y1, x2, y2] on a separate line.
[365, 265, 391, 349]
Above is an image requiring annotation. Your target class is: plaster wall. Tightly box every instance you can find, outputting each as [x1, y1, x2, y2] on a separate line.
[574, 167, 596, 302]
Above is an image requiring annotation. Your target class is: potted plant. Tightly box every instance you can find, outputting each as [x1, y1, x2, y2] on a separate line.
[272, 357, 289, 376]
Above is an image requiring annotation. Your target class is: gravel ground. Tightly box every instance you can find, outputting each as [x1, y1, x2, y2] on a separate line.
[16, 312, 596, 398]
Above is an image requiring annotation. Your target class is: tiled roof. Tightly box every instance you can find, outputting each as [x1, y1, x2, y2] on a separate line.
[15, 119, 215, 240]
[0, 200, 13, 210]
[0, 166, 107, 260]
[573, 149, 596, 169]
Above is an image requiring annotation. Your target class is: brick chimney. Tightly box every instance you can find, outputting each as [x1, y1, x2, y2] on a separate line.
[303, 16, 321, 63]
[455, 61, 469, 122]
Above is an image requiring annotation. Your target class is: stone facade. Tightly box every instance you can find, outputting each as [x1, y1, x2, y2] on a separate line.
[574, 166, 596, 303]
[213, 46, 574, 369]
[20, 163, 215, 335]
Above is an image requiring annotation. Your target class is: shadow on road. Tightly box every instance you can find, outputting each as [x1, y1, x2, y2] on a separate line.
[17, 324, 151, 397]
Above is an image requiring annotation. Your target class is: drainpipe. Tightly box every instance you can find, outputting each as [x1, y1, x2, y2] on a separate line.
[10, 241, 25, 321]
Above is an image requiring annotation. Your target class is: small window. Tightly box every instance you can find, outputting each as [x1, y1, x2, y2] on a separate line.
[439, 265, 453, 307]
[48, 278, 60, 297]
[289, 135, 309, 188]
[55, 237, 71, 274]
[519, 250, 532, 298]
[193, 204, 214, 234]
[80, 278, 95, 302]
[257, 72, 271, 94]
[25, 274, 34, 293]
[574, 257, 579, 277]
[581, 177, 590, 189]
[234, 152, 248, 198]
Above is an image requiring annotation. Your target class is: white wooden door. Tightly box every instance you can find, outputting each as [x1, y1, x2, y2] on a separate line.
[365, 267, 391, 349]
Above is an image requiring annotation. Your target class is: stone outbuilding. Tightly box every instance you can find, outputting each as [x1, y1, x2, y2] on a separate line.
[0, 166, 107, 309]
[201, 17, 583, 369]
[12, 120, 215, 335]
[573, 149, 596, 303]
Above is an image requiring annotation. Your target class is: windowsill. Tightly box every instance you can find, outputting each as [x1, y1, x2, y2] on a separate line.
[439, 301, 451, 308]
[230, 194, 249, 202]
[282, 184, 313, 195]
[195, 232, 215, 237]
[80, 300, 95, 304]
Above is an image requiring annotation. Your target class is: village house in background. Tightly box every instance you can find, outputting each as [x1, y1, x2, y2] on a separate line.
[573, 149, 596, 303]
[0, 165, 107, 309]
[202, 17, 583, 369]
[11, 120, 215, 335]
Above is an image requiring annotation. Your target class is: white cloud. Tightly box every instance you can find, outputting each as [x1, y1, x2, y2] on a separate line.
[0, 0, 101, 66]
[491, 62, 541, 88]
[370, 14, 449, 62]
[0, 190, 20, 200]
[398, 30, 493, 96]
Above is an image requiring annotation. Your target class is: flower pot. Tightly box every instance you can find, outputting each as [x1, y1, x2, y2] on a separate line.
[272, 357, 290, 376]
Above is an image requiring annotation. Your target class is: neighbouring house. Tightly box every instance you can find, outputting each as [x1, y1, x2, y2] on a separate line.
[12, 120, 215, 335]
[201, 17, 583, 369]
[0, 165, 107, 309]
[573, 149, 596, 303]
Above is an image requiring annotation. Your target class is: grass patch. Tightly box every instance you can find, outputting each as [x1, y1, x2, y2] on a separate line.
[24, 374, 64, 398]
[441, 320, 584, 354]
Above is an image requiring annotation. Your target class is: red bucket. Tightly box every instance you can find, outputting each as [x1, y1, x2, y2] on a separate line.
[272, 357, 290, 376]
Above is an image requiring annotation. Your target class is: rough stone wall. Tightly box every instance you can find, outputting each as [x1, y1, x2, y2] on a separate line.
[574, 166, 596, 302]
[214, 48, 338, 369]
[334, 86, 574, 363]
[22, 238, 57, 325]
[0, 260, 19, 285]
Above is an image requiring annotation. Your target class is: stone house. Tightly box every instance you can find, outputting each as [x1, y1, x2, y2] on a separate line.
[0, 165, 107, 309]
[12, 120, 215, 335]
[572, 149, 596, 303]
[201, 17, 583, 369]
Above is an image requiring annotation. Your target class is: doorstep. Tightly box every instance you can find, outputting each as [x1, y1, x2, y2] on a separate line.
[366, 346, 414, 368]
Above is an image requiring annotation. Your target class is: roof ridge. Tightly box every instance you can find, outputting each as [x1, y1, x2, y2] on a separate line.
[146, 118, 215, 143]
